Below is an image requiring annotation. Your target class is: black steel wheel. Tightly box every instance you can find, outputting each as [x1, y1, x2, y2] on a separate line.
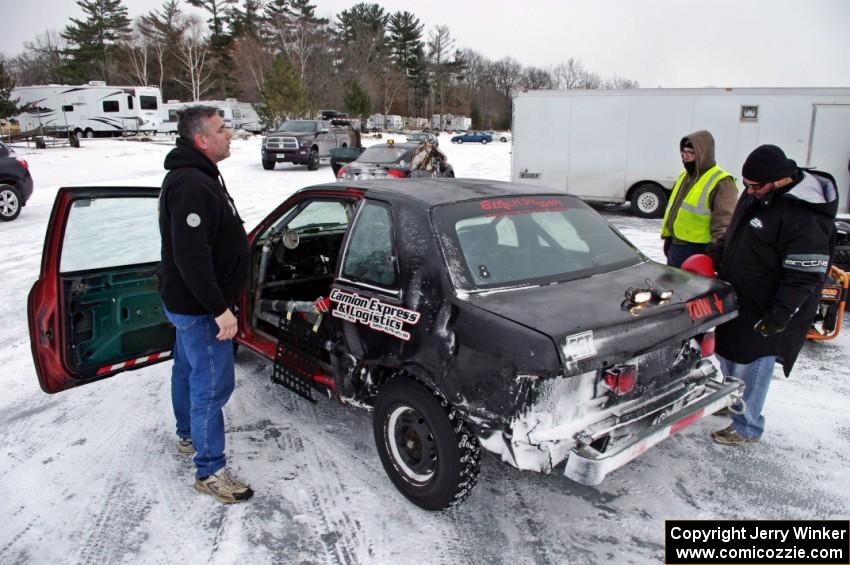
[0, 184, 22, 221]
[306, 148, 319, 170]
[630, 183, 667, 218]
[374, 377, 480, 510]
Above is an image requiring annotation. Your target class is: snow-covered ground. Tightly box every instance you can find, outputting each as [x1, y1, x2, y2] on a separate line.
[1, 133, 847, 565]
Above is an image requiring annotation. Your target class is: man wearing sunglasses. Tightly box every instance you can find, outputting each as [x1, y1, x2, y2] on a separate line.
[661, 131, 738, 267]
[710, 144, 838, 445]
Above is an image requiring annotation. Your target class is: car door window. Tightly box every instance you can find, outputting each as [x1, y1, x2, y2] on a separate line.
[61, 197, 160, 273]
[341, 201, 397, 288]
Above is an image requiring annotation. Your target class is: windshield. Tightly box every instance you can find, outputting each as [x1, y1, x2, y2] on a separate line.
[357, 147, 412, 165]
[435, 195, 642, 290]
[277, 120, 320, 133]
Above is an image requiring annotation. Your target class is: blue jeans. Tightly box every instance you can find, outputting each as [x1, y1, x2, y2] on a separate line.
[666, 241, 708, 268]
[717, 354, 777, 439]
[164, 307, 235, 478]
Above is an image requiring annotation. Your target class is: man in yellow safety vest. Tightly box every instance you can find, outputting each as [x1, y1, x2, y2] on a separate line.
[661, 130, 738, 267]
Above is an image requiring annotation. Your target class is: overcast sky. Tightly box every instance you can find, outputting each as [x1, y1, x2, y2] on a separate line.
[3, 0, 849, 88]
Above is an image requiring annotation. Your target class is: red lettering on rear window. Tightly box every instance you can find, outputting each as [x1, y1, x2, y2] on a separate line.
[479, 197, 566, 216]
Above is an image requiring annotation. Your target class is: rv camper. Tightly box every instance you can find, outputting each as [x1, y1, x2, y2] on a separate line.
[12, 82, 163, 138]
[511, 87, 850, 217]
[159, 99, 263, 134]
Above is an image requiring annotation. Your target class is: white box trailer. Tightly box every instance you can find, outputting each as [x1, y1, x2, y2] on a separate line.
[511, 88, 850, 217]
[12, 82, 163, 137]
[159, 98, 263, 134]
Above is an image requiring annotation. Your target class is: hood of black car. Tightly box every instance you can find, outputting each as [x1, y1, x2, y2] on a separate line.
[463, 261, 737, 374]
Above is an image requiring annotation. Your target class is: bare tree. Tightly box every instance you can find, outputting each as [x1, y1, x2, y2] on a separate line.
[122, 31, 151, 86]
[11, 31, 69, 84]
[173, 17, 212, 101]
[489, 57, 523, 127]
[230, 35, 272, 102]
[138, 0, 189, 99]
[522, 66, 553, 90]
[605, 75, 640, 89]
[552, 57, 585, 90]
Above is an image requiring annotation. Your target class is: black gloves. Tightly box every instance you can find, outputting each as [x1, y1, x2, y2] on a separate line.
[705, 240, 723, 269]
[753, 313, 788, 337]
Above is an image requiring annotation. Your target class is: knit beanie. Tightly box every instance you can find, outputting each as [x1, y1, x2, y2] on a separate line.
[742, 144, 796, 183]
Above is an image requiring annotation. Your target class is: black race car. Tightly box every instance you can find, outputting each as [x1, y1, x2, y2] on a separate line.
[0, 141, 34, 221]
[29, 179, 740, 511]
[336, 141, 454, 181]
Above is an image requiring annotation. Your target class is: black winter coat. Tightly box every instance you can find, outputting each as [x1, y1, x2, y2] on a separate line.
[715, 170, 838, 375]
[157, 138, 249, 316]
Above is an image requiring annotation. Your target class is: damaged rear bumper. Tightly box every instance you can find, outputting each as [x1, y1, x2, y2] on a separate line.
[564, 379, 741, 485]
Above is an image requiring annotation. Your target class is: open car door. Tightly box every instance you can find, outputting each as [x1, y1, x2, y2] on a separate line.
[28, 187, 174, 393]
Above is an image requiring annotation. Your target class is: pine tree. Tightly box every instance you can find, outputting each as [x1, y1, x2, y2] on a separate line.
[343, 80, 371, 119]
[61, 0, 132, 83]
[0, 59, 20, 119]
[387, 11, 423, 77]
[470, 102, 481, 130]
[259, 55, 310, 126]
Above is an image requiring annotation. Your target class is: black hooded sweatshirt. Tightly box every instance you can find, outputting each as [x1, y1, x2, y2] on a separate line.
[157, 138, 249, 316]
[715, 169, 837, 375]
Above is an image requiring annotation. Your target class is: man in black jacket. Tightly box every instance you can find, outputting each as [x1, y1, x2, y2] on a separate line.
[158, 105, 253, 502]
[711, 145, 837, 445]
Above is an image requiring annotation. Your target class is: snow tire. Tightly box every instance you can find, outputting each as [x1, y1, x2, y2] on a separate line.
[307, 148, 319, 171]
[374, 376, 481, 510]
[0, 184, 22, 221]
[630, 183, 667, 219]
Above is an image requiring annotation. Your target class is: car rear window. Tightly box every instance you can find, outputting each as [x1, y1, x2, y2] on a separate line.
[358, 147, 412, 164]
[434, 195, 642, 290]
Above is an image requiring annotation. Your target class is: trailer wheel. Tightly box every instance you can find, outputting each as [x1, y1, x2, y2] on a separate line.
[84, 128, 95, 139]
[262, 159, 275, 170]
[0, 185, 22, 221]
[374, 377, 481, 510]
[306, 148, 319, 170]
[630, 183, 667, 219]
[74, 128, 84, 138]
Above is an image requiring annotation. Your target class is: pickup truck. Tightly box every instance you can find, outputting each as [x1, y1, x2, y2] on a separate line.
[262, 119, 357, 171]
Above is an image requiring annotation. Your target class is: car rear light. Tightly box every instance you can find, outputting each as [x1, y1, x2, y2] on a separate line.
[336, 166, 347, 178]
[16, 158, 29, 170]
[387, 169, 406, 178]
[699, 332, 715, 358]
[602, 365, 636, 395]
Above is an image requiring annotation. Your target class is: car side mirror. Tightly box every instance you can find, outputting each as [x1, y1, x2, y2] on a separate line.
[320, 129, 329, 134]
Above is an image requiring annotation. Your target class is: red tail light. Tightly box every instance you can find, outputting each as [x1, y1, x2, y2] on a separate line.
[603, 365, 636, 395]
[387, 168, 406, 178]
[336, 166, 347, 178]
[17, 158, 29, 170]
[699, 332, 716, 358]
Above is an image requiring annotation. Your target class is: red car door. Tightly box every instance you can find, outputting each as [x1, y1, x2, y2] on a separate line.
[28, 187, 174, 393]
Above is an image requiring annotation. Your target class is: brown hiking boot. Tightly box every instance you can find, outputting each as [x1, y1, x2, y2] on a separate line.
[194, 468, 254, 504]
[177, 437, 195, 455]
[711, 425, 759, 446]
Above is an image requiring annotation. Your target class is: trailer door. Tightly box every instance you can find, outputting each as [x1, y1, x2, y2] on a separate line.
[809, 104, 850, 210]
